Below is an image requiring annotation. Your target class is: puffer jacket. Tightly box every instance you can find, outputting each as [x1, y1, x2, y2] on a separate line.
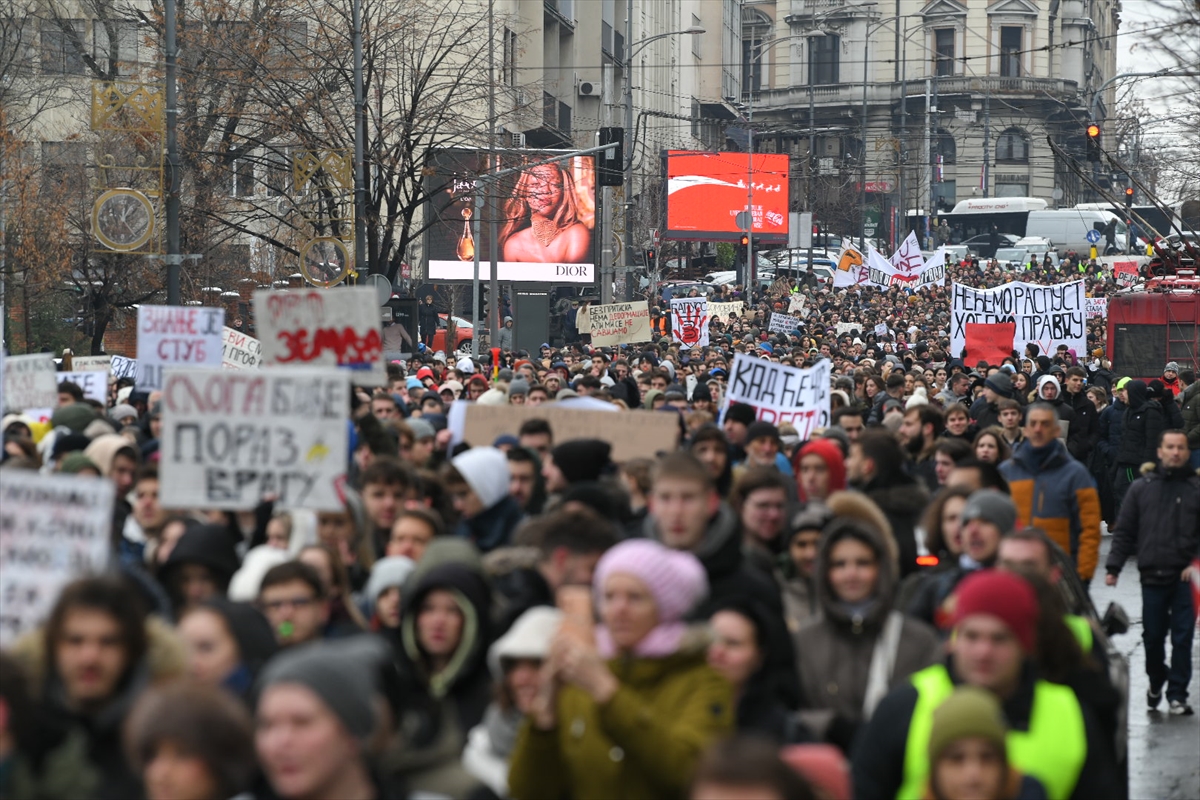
[1115, 380, 1164, 467]
[507, 630, 734, 800]
[1095, 397, 1126, 464]
[1183, 381, 1200, 450]
[1106, 462, 1200, 585]
[792, 501, 942, 750]
[1000, 439, 1102, 580]
[1063, 387, 1100, 463]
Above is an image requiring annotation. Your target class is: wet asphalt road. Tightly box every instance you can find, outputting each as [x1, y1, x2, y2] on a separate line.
[1091, 534, 1200, 800]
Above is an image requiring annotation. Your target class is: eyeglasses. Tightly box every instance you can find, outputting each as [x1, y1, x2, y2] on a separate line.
[260, 596, 316, 612]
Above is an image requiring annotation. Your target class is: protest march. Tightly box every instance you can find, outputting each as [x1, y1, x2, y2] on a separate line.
[0, 248, 1197, 800]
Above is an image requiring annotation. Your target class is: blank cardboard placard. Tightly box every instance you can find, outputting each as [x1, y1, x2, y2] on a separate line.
[462, 404, 679, 461]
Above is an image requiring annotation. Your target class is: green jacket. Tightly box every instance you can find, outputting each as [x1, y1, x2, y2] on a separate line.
[508, 638, 733, 800]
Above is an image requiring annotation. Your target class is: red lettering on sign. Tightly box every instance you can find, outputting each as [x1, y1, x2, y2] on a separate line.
[276, 327, 382, 367]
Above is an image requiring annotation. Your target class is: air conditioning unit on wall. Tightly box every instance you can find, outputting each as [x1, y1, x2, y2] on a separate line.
[577, 75, 601, 97]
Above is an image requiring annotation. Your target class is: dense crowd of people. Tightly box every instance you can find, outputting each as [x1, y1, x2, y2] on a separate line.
[1, 259, 1197, 800]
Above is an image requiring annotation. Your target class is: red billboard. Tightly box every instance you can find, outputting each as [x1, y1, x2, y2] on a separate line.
[664, 150, 790, 243]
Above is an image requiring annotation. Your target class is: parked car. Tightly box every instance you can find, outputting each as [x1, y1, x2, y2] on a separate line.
[960, 232, 1020, 258]
[432, 314, 473, 353]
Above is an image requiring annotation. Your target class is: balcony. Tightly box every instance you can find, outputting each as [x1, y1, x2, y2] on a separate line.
[754, 75, 1080, 115]
[931, 76, 1080, 100]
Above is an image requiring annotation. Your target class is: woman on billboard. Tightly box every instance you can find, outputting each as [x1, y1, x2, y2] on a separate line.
[499, 161, 593, 263]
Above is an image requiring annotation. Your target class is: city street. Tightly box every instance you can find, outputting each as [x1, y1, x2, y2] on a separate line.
[1092, 534, 1200, 800]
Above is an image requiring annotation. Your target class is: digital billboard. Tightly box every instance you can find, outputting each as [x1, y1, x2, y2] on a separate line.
[664, 150, 790, 243]
[425, 149, 596, 283]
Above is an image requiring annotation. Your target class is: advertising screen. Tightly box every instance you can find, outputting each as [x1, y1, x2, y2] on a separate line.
[664, 150, 790, 243]
[425, 149, 596, 283]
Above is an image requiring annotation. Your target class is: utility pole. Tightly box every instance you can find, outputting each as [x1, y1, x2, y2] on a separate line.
[487, 0, 500, 345]
[982, 88, 991, 198]
[352, 0, 366, 276]
[623, 0, 635, 302]
[164, 0, 181, 305]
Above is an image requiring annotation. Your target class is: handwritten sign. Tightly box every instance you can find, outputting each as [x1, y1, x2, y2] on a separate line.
[71, 355, 112, 373]
[951, 281, 1085, 360]
[137, 306, 225, 391]
[719, 352, 831, 438]
[159, 368, 349, 511]
[670, 297, 709, 349]
[788, 295, 806, 314]
[835, 322, 860, 336]
[3, 354, 58, 412]
[58, 371, 108, 404]
[865, 246, 945, 289]
[708, 301, 745, 322]
[586, 302, 651, 347]
[462, 404, 679, 461]
[889, 231, 925, 274]
[768, 313, 803, 335]
[874, 322, 889, 338]
[221, 327, 263, 369]
[1085, 297, 1108, 319]
[0, 471, 115, 646]
[253, 288, 385, 385]
[111, 355, 139, 380]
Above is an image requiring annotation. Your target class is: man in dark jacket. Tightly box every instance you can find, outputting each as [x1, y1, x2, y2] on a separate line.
[1113, 380, 1164, 512]
[846, 430, 929, 578]
[1105, 430, 1199, 715]
[1095, 377, 1129, 523]
[1062, 366, 1100, 462]
[418, 294, 439, 348]
[968, 370, 1013, 431]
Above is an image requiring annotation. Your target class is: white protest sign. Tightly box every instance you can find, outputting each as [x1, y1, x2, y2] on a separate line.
[111, 355, 139, 380]
[3, 354, 58, 412]
[833, 244, 867, 288]
[890, 231, 925, 273]
[788, 295, 807, 314]
[950, 280, 1086, 361]
[835, 322, 860, 336]
[587, 301, 651, 347]
[58, 371, 108, 404]
[866, 246, 945, 289]
[253, 287, 385, 385]
[874, 323, 889, 338]
[159, 368, 350, 511]
[719, 352, 831, 438]
[71, 355, 112, 373]
[221, 326, 263, 369]
[0, 471, 115, 647]
[708, 301, 745, 322]
[768, 313, 803, 335]
[137, 305, 225, 391]
[670, 297, 709, 349]
[1085, 297, 1108, 319]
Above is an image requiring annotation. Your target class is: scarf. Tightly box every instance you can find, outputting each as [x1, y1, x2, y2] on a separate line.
[596, 621, 687, 659]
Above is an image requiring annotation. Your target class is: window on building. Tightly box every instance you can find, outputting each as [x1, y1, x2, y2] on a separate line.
[93, 18, 138, 77]
[502, 28, 518, 86]
[933, 181, 957, 212]
[934, 28, 955, 77]
[996, 182, 1029, 197]
[742, 38, 763, 94]
[996, 127, 1029, 163]
[692, 14, 702, 58]
[1000, 26, 1022, 77]
[809, 34, 840, 85]
[264, 153, 289, 197]
[224, 151, 256, 197]
[932, 128, 956, 164]
[41, 19, 87, 74]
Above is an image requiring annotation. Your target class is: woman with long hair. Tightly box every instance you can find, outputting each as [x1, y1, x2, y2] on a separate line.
[499, 162, 591, 263]
[972, 427, 1011, 464]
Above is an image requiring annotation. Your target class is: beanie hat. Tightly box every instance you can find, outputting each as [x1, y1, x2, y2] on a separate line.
[593, 539, 707, 658]
[905, 386, 929, 409]
[58, 452, 100, 474]
[456, 356, 477, 374]
[110, 404, 139, 424]
[451, 447, 511, 509]
[51, 432, 93, 461]
[228, 544, 291, 602]
[50, 403, 96, 432]
[259, 636, 389, 740]
[407, 418, 435, 441]
[927, 686, 1008, 762]
[952, 569, 1038, 653]
[1164, 361, 1180, 372]
[960, 490, 1017, 535]
[725, 402, 757, 427]
[984, 371, 1013, 398]
[745, 420, 780, 443]
[364, 556, 417, 604]
[476, 387, 509, 406]
[487, 606, 563, 680]
[508, 378, 530, 397]
[794, 439, 847, 501]
[550, 439, 612, 485]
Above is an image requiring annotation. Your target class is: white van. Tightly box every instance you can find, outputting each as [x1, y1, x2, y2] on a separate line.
[1025, 209, 1128, 256]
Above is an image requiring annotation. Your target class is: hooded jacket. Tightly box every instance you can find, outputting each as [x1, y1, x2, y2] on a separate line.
[1034, 376, 1077, 433]
[793, 508, 941, 750]
[1106, 461, 1200, 585]
[157, 524, 242, 609]
[1095, 395, 1126, 463]
[999, 439, 1102, 580]
[1182, 380, 1200, 450]
[1063, 384, 1100, 462]
[1115, 380, 1164, 467]
[859, 470, 928, 579]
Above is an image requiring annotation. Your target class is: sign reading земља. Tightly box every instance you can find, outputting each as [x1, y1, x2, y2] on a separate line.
[253, 287, 385, 386]
[159, 368, 349, 511]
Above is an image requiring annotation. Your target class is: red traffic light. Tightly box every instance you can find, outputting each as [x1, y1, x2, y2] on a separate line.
[1124, 187, 1134, 197]
[740, 235, 750, 246]
[1086, 124, 1101, 139]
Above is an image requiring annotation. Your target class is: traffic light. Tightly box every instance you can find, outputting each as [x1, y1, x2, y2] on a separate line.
[644, 247, 656, 270]
[598, 127, 624, 186]
[1124, 186, 1134, 208]
[740, 234, 750, 247]
[1086, 124, 1102, 162]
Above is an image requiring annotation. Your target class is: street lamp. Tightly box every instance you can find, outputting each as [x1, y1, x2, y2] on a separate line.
[623, 22, 704, 303]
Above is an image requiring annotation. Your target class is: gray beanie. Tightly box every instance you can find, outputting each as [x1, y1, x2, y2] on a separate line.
[259, 637, 388, 739]
[960, 489, 1018, 534]
[364, 556, 416, 603]
[508, 378, 530, 397]
[407, 418, 436, 441]
[984, 371, 1013, 398]
[110, 404, 139, 424]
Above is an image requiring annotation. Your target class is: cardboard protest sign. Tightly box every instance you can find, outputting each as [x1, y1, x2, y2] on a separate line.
[719, 352, 831, 438]
[58, 371, 108, 404]
[254, 287, 385, 385]
[950, 281, 1085, 361]
[670, 297, 709, 349]
[0, 471, 115, 646]
[221, 326, 263, 369]
[708, 301, 745, 322]
[833, 243, 867, 288]
[768, 313, 803, 335]
[2, 353, 58, 411]
[788, 295, 806, 314]
[586, 302, 651, 347]
[1112, 260, 1139, 288]
[137, 305, 225, 391]
[71, 355, 112, 373]
[964, 322, 1017, 367]
[111, 355, 138, 380]
[159, 368, 350, 511]
[1085, 297, 1108, 319]
[462, 404, 679, 461]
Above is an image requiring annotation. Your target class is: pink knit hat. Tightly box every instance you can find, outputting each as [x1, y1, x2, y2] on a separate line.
[593, 539, 708, 658]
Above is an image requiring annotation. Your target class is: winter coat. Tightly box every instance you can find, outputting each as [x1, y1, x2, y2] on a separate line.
[1063, 388, 1100, 463]
[507, 631, 734, 800]
[969, 396, 1002, 431]
[793, 507, 942, 750]
[455, 495, 525, 554]
[1183, 381, 1200, 450]
[1105, 462, 1200, 585]
[496, 325, 514, 351]
[156, 523, 241, 609]
[999, 439, 1102, 580]
[644, 503, 783, 618]
[860, 472, 929, 579]
[0, 725, 99, 800]
[418, 302, 439, 341]
[775, 554, 818, 634]
[1095, 397, 1126, 464]
[484, 545, 555, 637]
[1115, 381, 1164, 467]
[9, 617, 186, 800]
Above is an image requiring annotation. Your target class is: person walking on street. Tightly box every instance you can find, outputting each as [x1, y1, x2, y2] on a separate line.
[1111, 380, 1165, 513]
[1105, 429, 1199, 716]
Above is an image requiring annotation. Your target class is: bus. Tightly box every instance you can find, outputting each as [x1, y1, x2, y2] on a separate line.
[1107, 277, 1200, 381]
[925, 197, 1049, 242]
